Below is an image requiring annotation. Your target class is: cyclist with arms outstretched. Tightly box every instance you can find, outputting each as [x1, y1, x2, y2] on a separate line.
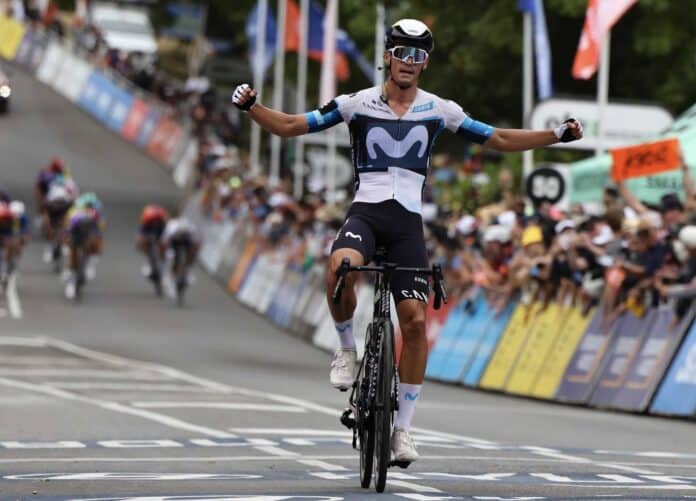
[233, 19, 583, 464]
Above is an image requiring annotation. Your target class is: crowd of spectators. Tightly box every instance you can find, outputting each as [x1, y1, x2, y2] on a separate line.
[195, 149, 696, 327]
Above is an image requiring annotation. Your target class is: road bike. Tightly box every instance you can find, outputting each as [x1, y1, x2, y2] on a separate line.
[144, 235, 163, 297]
[333, 247, 447, 493]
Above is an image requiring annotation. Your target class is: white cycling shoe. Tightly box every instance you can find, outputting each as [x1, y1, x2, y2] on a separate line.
[329, 348, 356, 390]
[391, 427, 419, 463]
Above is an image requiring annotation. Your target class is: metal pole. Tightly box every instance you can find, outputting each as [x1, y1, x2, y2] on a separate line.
[596, 30, 610, 156]
[522, 12, 534, 182]
[374, 3, 385, 87]
[270, 0, 287, 186]
[250, 0, 268, 177]
[293, 0, 309, 199]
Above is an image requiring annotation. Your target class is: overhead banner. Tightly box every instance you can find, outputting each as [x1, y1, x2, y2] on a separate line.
[588, 311, 657, 408]
[650, 317, 696, 416]
[610, 138, 681, 182]
[613, 308, 695, 412]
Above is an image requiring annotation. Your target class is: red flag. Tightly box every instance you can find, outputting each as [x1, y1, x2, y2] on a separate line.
[284, 0, 350, 81]
[572, 0, 637, 80]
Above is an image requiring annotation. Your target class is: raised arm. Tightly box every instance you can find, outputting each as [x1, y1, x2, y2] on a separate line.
[682, 152, 695, 200]
[485, 119, 583, 152]
[233, 84, 308, 138]
[617, 179, 649, 215]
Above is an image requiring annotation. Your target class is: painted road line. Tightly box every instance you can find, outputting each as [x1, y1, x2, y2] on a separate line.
[522, 446, 659, 475]
[0, 368, 173, 379]
[0, 337, 46, 346]
[0, 355, 101, 366]
[0, 441, 86, 449]
[297, 459, 349, 471]
[50, 382, 221, 392]
[131, 402, 306, 412]
[387, 479, 444, 493]
[594, 449, 696, 459]
[230, 428, 351, 437]
[3, 472, 263, 481]
[6, 273, 22, 319]
[0, 377, 238, 439]
[254, 445, 301, 457]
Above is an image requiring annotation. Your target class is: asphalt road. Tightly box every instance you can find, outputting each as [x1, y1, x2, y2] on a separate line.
[0, 67, 696, 501]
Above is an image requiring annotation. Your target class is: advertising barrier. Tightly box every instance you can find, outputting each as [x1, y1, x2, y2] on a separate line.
[53, 52, 91, 103]
[147, 117, 184, 166]
[651, 316, 696, 416]
[36, 41, 65, 86]
[425, 296, 476, 381]
[0, 15, 26, 60]
[104, 84, 135, 133]
[555, 308, 614, 403]
[479, 302, 533, 390]
[532, 307, 594, 399]
[588, 311, 658, 408]
[462, 300, 516, 386]
[612, 307, 695, 412]
[122, 98, 150, 142]
[506, 303, 568, 395]
[77, 71, 119, 124]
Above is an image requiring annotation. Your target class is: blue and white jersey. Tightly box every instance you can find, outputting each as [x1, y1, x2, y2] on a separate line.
[305, 86, 494, 214]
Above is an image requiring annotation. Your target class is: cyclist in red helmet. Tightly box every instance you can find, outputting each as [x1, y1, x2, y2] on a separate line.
[0, 202, 17, 286]
[137, 204, 170, 294]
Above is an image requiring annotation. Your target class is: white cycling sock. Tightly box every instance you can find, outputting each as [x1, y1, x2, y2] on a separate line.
[395, 383, 421, 431]
[334, 319, 355, 350]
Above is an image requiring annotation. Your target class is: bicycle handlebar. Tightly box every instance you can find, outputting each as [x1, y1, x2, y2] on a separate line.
[332, 258, 448, 310]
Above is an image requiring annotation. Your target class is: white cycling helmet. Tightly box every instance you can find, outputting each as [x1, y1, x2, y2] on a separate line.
[9, 200, 25, 216]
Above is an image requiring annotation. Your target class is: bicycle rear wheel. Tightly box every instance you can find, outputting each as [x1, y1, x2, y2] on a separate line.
[374, 319, 394, 493]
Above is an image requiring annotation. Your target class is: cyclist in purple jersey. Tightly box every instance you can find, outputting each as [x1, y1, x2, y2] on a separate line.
[233, 18, 583, 463]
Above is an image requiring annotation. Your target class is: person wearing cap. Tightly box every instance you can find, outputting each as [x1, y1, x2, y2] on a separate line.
[231, 18, 583, 464]
[654, 225, 696, 306]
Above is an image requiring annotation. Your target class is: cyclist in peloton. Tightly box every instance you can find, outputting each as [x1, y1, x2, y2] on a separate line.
[160, 216, 200, 287]
[233, 18, 583, 463]
[137, 204, 169, 286]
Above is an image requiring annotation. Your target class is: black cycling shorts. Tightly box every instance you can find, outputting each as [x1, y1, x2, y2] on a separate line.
[46, 201, 71, 227]
[70, 219, 97, 247]
[331, 200, 429, 305]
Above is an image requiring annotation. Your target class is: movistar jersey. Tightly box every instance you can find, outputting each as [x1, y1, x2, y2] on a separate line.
[305, 86, 494, 214]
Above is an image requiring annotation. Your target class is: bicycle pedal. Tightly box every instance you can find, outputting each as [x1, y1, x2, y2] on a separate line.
[339, 387, 348, 392]
[339, 408, 355, 430]
[389, 460, 411, 469]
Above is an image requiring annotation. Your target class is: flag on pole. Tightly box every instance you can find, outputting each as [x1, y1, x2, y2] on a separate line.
[572, 0, 637, 80]
[246, 2, 277, 78]
[518, 0, 553, 99]
[319, 0, 338, 104]
[285, 0, 372, 81]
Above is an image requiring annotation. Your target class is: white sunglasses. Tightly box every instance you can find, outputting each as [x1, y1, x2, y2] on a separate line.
[389, 46, 429, 64]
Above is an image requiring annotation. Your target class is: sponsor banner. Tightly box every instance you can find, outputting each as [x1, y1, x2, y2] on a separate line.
[267, 265, 307, 328]
[506, 303, 568, 396]
[425, 296, 477, 381]
[135, 104, 161, 149]
[147, 117, 184, 166]
[54, 52, 91, 102]
[650, 316, 696, 416]
[13, 29, 36, 67]
[228, 241, 259, 295]
[462, 300, 516, 387]
[104, 84, 134, 133]
[399, 290, 458, 364]
[291, 265, 325, 338]
[0, 15, 26, 60]
[438, 294, 494, 382]
[77, 71, 119, 124]
[36, 41, 65, 85]
[532, 306, 594, 399]
[588, 311, 658, 408]
[479, 303, 534, 390]
[610, 138, 681, 182]
[26, 30, 48, 72]
[237, 254, 265, 307]
[256, 252, 290, 314]
[121, 98, 150, 142]
[199, 220, 236, 275]
[612, 307, 695, 412]
[555, 308, 614, 403]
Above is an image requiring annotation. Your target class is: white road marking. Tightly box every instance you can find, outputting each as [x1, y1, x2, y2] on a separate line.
[297, 459, 348, 471]
[229, 428, 350, 437]
[254, 446, 301, 457]
[0, 336, 46, 346]
[0, 355, 99, 366]
[0, 441, 86, 449]
[522, 446, 659, 475]
[97, 440, 184, 448]
[0, 377, 237, 439]
[6, 273, 22, 319]
[595, 462, 658, 475]
[131, 402, 306, 412]
[0, 368, 172, 379]
[388, 479, 443, 493]
[51, 382, 220, 392]
[595, 449, 696, 459]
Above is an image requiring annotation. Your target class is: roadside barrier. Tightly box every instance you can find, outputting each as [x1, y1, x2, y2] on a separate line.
[1, 21, 193, 177]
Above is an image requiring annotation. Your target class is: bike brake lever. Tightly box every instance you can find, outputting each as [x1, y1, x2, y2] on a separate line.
[332, 258, 351, 305]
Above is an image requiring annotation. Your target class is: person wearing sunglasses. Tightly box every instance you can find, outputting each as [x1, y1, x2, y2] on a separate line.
[232, 18, 583, 465]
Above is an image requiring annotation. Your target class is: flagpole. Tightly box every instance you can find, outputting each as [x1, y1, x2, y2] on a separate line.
[522, 11, 534, 183]
[374, 2, 385, 86]
[596, 30, 610, 156]
[293, 0, 309, 199]
[270, 0, 287, 187]
[320, 0, 338, 203]
[250, 0, 268, 177]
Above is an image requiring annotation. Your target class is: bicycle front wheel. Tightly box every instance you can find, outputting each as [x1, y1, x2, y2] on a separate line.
[374, 319, 394, 493]
[359, 324, 375, 489]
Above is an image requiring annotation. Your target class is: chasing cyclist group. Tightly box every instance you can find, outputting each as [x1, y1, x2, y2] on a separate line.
[0, 157, 200, 301]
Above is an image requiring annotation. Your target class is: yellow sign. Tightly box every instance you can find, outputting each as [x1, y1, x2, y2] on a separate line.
[479, 303, 535, 391]
[531, 307, 594, 399]
[0, 15, 26, 60]
[506, 303, 567, 396]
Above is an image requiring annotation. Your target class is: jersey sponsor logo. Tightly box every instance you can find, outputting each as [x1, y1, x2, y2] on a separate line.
[404, 391, 420, 401]
[345, 232, 362, 242]
[366, 125, 428, 161]
[414, 276, 428, 285]
[400, 289, 429, 302]
[412, 101, 434, 113]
